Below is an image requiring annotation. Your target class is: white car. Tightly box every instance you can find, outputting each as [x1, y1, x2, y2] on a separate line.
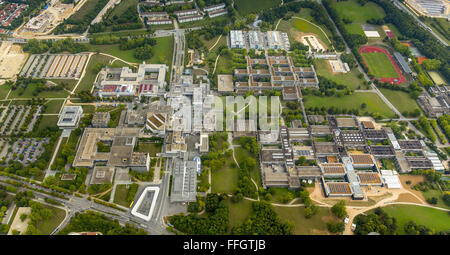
[344, 216, 349, 224]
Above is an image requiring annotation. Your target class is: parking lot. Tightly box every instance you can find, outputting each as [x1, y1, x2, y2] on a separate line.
[0, 138, 49, 165]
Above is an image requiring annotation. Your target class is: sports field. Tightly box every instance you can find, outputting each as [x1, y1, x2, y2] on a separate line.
[360, 46, 405, 84]
[362, 52, 398, 78]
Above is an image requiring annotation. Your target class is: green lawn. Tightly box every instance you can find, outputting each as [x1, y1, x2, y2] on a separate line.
[35, 115, 59, 133]
[42, 100, 65, 114]
[235, 147, 261, 188]
[0, 84, 11, 100]
[226, 198, 253, 232]
[211, 156, 239, 194]
[87, 36, 174, 66]
[362, 52, 399, 78]
[48, 79, 78, 92]
[268, 188, 296, 204]
[273, 206, 336, 235]
[422, 189, 450, 210]
[303, 93, 396, 119]
[235, 0, 281, 15]
[333, 0, 385, 36]
[379, 88, 421, 115]
[8, 84, 69, 99]
[314, 59, 363, 90]
[75, 54, 113, 93]
[70, 0, 104, 23]
[215, 54, 233, 74]
[202, 35, 227, 51]
[34, 204, 66, 235]
[423, 17, 450, 45]
[380, 204, 450, 234]
[113, 184, 134, 207]
[137, 142, 162, 157]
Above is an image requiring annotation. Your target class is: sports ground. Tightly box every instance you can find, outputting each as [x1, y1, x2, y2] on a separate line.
[359, 46, 406, 84]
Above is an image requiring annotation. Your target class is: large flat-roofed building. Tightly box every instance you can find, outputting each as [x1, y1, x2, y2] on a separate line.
[203, 3, 226, 12]
[178, 14, 203, 23]
[266, 31, 290, 51]
[230, 30, 245, 49]
[72, 128, 146, 171]
[174, 9, 198, 17]
[171, 159, 197, 203]
[208, 8, 227, 18]
[95, 63, 168, 99]
[57, 106, 83, 129]
[350, 154, 375, 168]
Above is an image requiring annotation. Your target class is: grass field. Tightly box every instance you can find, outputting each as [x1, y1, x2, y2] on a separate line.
[423, 17, 450, 45]
[202, 35, 227, 51]
[70, 0, 103, 23]
[0, 84, 10, 100]
[379, 204, 450, 234]
[234, 0, 281, 15]
[378, 88, 421, 115]
[273, 206, 336, 235]
[428, 71, 447, 85]
[362, 52, 399, 78]
[314, 59, 363, 90]
[88, 36, 174, 66]
[42, 99, 65, 114]
[48, 79, 78, 92]
[303, 93, 396, 119]
[276, 8, 333, 49]
[333, 0, 385, 36]
[211, 156, 239, 194]
[215, 54, 233, 74]
[226, 198, 253, 232]
[75, 54, 112, 93]
[8, 83, 69, 99]
[114, 184, 132, 207]
[422, 189, 450, 210]
[137, 142, 162, 157]
[35, 115, 59, 133]
[34, 204, 66, 235]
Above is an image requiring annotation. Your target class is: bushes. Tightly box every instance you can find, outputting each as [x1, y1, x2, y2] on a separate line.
[353, 207, 397, 235]
[327, 220, 345, 233]
[331, 200, 347, 219]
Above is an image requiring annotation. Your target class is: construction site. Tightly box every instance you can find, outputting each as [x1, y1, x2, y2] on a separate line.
[15, 0, 88, 37]
[20, 53, 88, 79]
[0, 41, 28, 80]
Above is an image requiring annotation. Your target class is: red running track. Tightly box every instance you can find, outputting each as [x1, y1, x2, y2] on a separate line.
[359, 45, 406, 85]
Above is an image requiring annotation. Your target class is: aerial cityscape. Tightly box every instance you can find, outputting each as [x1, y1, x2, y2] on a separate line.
[0, 0, 449, 238]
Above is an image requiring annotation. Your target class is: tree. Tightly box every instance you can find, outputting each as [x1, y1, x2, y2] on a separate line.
[331, 200, 347, 219]
[422, 59, 441, 71]
[327, 220, 345, 233]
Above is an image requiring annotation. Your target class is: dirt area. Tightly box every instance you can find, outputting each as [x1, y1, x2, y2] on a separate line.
[399, 174, 426, 201]
[395, 193, 423, 203]
[7, 207, 31, 235]
[291, 30, 328, 51]
[0, 42, 27, 79]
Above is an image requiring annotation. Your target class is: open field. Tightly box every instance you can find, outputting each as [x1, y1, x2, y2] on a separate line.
[215, 54, 233, 74]
[211, 157, 239, 194]
[113, 184, 136, 208]
[314, 59, 362, 90]
[422, 189, 450, 210]
[70, 0, 103, 23]
[75, 54, 112, 93]
[42, 99, 65, 114]
[273, 206, 336, 235]
[378, 88, 421, 115]
[303, 93, 396, 119]
[428, 71, 447, 85]
[35, 115, 59, 134]
[234, 0, 281, 15]
[34, 204, 66, 235]
[332, 0, 385, 36]
[423, 17, 450, 45]
[379, 204, 450, 234]
[0, 84, 10, 100]
[8, 84, 69, 99]
[137, 142, 162, 157]
[202, 35, 227, 51]
[87, 36, 174, 66]
[361, 52, 399, 78]
[226, 198, 253, 232]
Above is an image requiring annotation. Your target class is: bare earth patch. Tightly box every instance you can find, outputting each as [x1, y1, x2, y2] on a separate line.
[399, 175, 425, 201]
[395, 193, 423, 203]
[290, 28, 328, 51]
